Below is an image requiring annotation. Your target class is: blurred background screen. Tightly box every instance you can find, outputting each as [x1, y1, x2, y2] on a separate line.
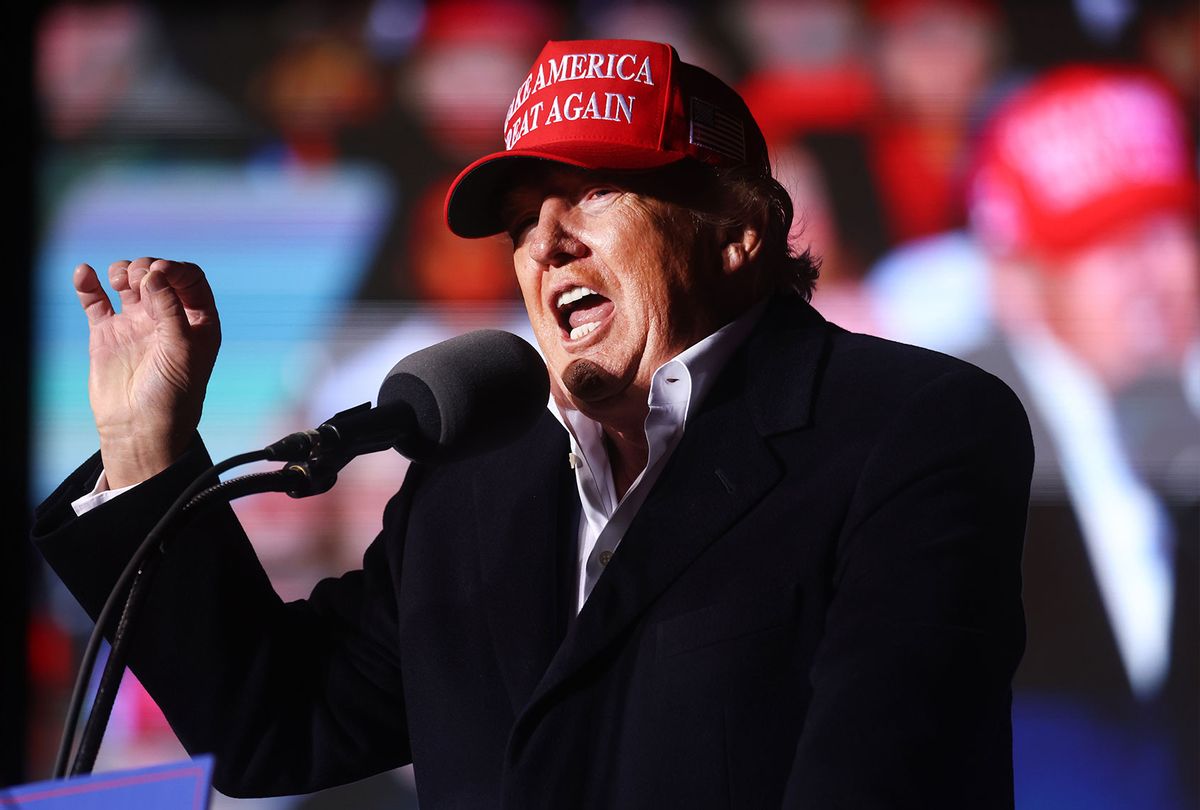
[17, 1, 1198, 807]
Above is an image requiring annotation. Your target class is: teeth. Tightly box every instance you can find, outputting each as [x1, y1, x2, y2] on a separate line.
[556, 286, 597, 309]
[569, 321, 600, 340]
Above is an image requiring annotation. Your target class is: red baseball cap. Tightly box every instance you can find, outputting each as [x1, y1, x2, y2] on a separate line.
[445, 39, 770, 238]
[969, 66, 1198, 258]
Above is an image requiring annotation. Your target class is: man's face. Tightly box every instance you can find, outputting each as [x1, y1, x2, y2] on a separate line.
[1023, 213, 1199, 389]
[502, 167, 726, 422]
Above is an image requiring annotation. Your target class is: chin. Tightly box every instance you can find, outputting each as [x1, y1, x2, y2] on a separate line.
[560, 358, 624, 403]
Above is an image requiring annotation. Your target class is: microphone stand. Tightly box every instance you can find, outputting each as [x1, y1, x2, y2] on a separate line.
[58, 445, 358, 778]
[54, 328, 549, 776]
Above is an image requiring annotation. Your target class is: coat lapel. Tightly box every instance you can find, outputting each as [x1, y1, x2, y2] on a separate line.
[514, 296, 830, 726]
[475, 412, 576, 715]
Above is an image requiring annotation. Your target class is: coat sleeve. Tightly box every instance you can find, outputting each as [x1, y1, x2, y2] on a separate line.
[782, 366, 1034, 809]
[32, 437, 415, 798]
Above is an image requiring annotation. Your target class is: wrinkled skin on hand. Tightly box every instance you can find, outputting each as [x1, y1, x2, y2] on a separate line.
[73, 257, 222, 489]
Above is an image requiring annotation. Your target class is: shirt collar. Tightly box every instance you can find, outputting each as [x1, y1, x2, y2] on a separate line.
[551, 298, 768, 433]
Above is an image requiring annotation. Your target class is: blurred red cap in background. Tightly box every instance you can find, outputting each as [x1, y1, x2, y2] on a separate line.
[969, 66, 1197, 258]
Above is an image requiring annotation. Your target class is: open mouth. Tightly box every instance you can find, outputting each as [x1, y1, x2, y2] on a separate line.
[555, 285, 615, 342]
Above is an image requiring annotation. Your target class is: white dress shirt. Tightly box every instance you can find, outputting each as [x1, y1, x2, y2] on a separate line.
[72, 471, 136, 515]
[1010, 330, 1175, 699]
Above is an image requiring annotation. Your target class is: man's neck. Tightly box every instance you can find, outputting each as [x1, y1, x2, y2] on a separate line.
[601, 424, 649, 500]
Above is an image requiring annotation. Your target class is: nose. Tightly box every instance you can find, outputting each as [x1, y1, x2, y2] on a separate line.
[526, 196, 588, 268]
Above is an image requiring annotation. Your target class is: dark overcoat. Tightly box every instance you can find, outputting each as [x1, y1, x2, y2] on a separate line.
[35, 296, 1034, 809]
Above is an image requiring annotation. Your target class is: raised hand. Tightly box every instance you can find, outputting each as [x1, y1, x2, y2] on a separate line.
[74, 257, 222, 488]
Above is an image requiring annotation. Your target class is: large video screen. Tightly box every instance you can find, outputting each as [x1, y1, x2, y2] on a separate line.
[27, 3, 1198, 808]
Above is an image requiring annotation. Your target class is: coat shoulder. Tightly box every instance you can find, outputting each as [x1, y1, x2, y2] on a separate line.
[819, 322, 1027, 423]
[828, 323, 1001, 387]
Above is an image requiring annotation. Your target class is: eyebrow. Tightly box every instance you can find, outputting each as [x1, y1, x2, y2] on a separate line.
[498, 187, 540, 230]
[498, 170, 573, 225]
[500, 169, 649, 231]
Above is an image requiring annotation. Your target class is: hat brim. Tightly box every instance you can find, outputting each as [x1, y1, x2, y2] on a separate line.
[444, 143, 691, 238]
[1030, 180, 1198, 257]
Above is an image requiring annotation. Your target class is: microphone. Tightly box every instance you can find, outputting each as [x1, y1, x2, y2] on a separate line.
[268, 330, 549, 464]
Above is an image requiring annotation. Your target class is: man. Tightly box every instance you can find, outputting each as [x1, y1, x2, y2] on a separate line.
[35, 40, 1033, 808]
[966, 66, 1198, 807]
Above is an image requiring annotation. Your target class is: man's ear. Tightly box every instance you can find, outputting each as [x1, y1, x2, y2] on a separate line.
[720, 220, 765, 275]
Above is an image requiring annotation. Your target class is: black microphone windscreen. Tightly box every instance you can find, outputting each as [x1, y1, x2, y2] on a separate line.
[377, 330, 549, 462]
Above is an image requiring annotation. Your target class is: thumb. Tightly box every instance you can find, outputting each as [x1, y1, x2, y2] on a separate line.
[143, 269, 187, 332]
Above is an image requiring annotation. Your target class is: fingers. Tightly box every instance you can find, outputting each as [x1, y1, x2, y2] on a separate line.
[147, 259, 219, 325]
[122, 257, 162, 305]
[108, 260, 136, 308]
[110, 256, 166, 308]
[142, 267, 188, 332]
[84, 257, 219, 332]
[111, 257, 161, 306]
[73, 263, 115, 325]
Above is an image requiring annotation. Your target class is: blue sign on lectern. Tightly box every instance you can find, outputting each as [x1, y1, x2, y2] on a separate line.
[0, 756, 213, 809]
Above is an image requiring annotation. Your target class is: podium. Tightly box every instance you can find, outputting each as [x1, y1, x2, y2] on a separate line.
[0, 756, 213, 809]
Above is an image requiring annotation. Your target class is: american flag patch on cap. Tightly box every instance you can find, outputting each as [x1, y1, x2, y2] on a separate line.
[689, 98, 746, 163]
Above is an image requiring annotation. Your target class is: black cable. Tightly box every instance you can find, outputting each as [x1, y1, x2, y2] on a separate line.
[52, 449, 271, 779]
[64, 465, 311, 777]
[184, 468, 314, 511]
[68, 552, 160, 776]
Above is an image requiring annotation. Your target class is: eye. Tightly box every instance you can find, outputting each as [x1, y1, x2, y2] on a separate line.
[579, 187, 620, 211]
[504, 213, 538, 243]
